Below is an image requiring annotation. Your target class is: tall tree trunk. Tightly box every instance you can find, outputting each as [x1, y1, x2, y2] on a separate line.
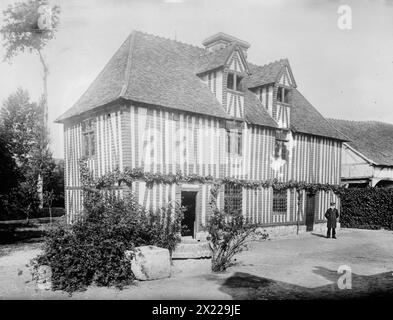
[37, 49, 49, 209]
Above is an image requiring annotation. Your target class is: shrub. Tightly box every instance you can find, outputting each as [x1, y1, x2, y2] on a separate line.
[207, 184, 266, 272]
[340, 187, 393, 230]
[33, 192, 183, 293]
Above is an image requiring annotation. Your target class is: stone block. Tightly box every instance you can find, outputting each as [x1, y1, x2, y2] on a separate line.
[125, 246, 171, 281]
[195, 231, 209, 242]
[36, 265, 52, 290]
[172, 242, 212, 259]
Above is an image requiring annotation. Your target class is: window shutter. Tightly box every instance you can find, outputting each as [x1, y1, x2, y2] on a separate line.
[231, 130, 237, 154]
[237, 130, 242, 156]
[227, 130, 231, 154]
[282, 143, 287, 160]
[90, 133, 95, 156]
[83, 134, 89, 157]
[274, 140, 281, 158]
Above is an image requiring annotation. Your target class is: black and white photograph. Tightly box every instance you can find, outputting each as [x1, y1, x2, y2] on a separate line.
[0, 0, 393, 306]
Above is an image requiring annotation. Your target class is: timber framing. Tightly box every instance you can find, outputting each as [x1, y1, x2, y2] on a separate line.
[58, 31, 348, 232]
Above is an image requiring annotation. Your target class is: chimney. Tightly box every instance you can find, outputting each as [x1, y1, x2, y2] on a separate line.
[202, 32, 250, 58]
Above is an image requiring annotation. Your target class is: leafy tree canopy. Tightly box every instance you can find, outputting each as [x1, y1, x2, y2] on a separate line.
[0, 87, 50, 174]
[0, 88, 58, 219]
[0, 132, 19, 195]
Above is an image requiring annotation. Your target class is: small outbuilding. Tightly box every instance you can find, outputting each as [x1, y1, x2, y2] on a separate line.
[328, 119, 393, 188]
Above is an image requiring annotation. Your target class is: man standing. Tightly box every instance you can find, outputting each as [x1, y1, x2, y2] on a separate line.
[325, 202, 339, 239]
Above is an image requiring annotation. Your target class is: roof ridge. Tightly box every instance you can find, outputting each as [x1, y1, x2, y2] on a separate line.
[132, 29, 206, 52]
[251, 58, 289, 70]
[119, 32, 136, 97]
[247, 58, 289, 74]
[55, 34, 132, 123]
[328, 118, 393, 126]
[328, 118, 359, 122]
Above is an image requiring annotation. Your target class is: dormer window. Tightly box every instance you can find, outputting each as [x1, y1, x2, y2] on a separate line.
[277, 87, 290, 104]
[227, 72, 243, 92]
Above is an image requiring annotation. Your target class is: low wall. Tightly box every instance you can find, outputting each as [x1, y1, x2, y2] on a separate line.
[258, 222, 333, 239]
[195, 222, 339, 242]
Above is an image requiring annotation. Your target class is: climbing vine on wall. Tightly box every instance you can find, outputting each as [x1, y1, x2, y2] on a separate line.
[79, 158, 345, 195]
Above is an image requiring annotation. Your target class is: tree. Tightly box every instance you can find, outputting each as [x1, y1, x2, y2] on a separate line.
[0, 88, 51, 172]
[44, 158, 64, 208]
[0, 0, 60, 206]
[0, 88, 52, 220]
[0, 133, 20, 214]
[43, 189, 54, 224]
[207, 184, 268, 272]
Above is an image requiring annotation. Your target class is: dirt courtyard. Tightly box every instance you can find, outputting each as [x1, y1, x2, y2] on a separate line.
[1, 228, 393, 299]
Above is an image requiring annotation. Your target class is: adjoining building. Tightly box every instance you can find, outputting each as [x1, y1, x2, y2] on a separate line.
[56, 31, 347, 237]
[328, 119, 393, 188]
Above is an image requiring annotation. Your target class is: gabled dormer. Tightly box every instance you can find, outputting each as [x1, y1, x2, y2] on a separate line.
[197, 33, 251, 119]
[247, 59, 296, 129]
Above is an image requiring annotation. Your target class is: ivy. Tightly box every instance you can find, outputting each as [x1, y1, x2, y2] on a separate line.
[79, 159, 345, 195]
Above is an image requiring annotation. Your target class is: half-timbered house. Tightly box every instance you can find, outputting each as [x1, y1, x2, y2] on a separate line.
[56, 31, 347, 237]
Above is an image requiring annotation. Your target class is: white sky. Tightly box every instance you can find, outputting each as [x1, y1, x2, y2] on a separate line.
[0, 0, 392, 159]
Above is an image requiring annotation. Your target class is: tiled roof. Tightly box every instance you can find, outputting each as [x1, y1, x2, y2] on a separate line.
[56, 31, 229, 122]
[246, 59, 289, 88]
[243, 90, 278, 128]
[290, 90, 348, 141]
[196, 43, 236, 75]
[327, 119, 393, 166]
[56, 34, 131, 122]
[56, 30, 346, 141]
[57, 31, 278, 128]
[244, 64, 346, 140]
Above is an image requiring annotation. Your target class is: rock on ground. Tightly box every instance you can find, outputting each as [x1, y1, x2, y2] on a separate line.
[125, 245, 171, 281]
[36, 265, 52, 290]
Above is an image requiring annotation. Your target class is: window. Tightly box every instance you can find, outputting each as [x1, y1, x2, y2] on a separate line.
[82, 119, 96, 158]
[227, 72, 243, 92]
[236, 74, 243, 91]
[273, 189, 287, 214]
[227, 73, 234, 90]
[274, 140, 287, 160]
[224, 185, 242, 214]
[227, 129, 242, 156]
[277, 87, 290, 104]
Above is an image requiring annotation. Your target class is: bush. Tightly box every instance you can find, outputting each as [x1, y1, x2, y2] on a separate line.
[340, 187, 393, 230]
[207, 184, 266, 272]
[33, 192, 183, 293]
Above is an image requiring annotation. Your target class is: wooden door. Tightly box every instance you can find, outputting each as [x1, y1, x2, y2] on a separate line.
[181, 191, 197, 237]
[305, 193, 316, 232]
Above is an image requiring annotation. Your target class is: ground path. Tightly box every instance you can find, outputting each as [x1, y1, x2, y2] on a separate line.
[1, 228, 393, 299]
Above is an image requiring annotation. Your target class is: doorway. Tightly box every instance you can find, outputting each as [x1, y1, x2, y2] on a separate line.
[181, 191, 197, 237]
[305, 193, 316, 232]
